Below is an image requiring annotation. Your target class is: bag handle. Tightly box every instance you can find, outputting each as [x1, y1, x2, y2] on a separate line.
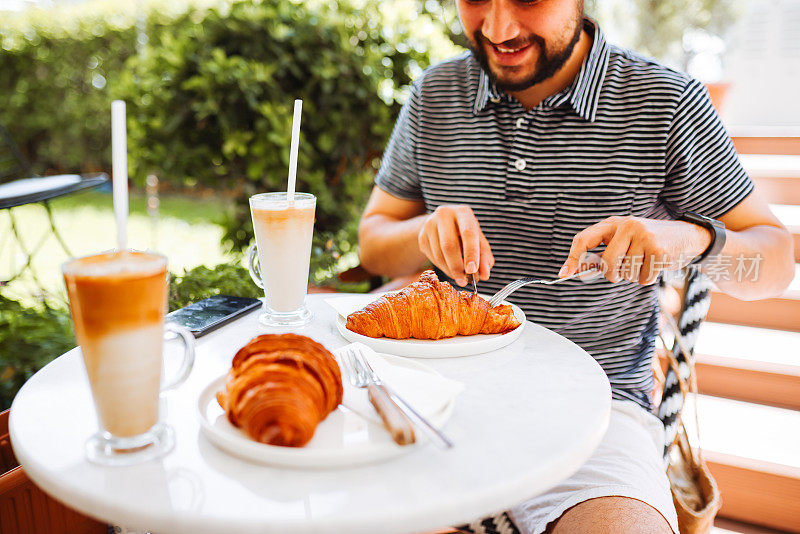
[659, 312, 703, 461]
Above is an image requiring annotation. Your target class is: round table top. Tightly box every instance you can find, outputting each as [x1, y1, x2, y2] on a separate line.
[10, 293, 611, 534]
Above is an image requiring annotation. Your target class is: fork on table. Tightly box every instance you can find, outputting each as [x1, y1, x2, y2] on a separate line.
[344, 346, 454, 449]
[343, 347, 416, 446]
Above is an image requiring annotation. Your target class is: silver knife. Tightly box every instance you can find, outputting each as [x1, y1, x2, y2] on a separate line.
[468, 272, 478, 296]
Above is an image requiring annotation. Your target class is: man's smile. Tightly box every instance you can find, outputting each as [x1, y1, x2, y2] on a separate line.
[484, 39, 535, 67]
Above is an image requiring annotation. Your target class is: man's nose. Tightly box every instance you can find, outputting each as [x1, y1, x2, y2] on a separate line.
[481, 0, 522, 44]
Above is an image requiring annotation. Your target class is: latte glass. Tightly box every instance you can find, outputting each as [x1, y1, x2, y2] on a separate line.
[247, 192, 316, 328]
[62, 250, 194, 466]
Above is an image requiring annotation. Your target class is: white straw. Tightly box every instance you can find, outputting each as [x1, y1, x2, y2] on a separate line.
[286, 99, 302, 203]
[111, 100, 129, 251]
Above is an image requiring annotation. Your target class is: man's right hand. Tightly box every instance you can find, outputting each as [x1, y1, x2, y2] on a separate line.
[417, 204, 494, 286]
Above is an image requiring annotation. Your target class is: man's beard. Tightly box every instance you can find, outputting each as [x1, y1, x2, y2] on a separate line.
[469, 19, 583, 92]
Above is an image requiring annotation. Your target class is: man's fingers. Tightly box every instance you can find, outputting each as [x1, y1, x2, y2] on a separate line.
[625, 244, 644, 283]
[424, 230, 451, 280]
[478, 232, 494, 280]
[600, 231, 632, 283]
[640, 253, 667, 285]
[455, 208, 481, 276]
[561, 221, 616, 277]
[438, 220, 467, 285]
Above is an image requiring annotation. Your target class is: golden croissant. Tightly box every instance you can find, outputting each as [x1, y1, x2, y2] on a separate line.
[216, 334, 343, 447]
[346, 270, 521, 340]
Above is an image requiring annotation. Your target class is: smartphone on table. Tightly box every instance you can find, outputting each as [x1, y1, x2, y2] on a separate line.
[166, 295, 261, 338]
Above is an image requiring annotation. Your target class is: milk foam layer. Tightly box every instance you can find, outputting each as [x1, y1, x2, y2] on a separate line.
[81, 324, 162, 437]
[251, 195, 315, 313]
[62, 250, 165, 277]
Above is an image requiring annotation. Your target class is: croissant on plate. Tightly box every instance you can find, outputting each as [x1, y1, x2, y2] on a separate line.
[216, 334, 343, 447]
[346, 270, 521, 340]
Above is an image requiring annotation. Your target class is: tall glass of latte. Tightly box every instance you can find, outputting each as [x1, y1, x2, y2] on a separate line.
[247, 192, 316, 327]
[62, 250, 194, 466]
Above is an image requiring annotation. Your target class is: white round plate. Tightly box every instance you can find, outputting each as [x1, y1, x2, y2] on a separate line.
[198, 354, 454, 468]
[335, 301, 526, 358]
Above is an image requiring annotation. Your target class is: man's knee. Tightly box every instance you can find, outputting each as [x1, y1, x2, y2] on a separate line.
[548, 496, 673, 534]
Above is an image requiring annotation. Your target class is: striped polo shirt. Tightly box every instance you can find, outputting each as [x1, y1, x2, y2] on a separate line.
[373, 19, 753, 410]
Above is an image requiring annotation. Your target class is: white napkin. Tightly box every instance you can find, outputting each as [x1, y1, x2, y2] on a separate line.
[325, 294, 385, 318]
[333, 342, 464, 426]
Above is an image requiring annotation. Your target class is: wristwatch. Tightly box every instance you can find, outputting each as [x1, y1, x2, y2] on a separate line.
[679, 211, 726, 265]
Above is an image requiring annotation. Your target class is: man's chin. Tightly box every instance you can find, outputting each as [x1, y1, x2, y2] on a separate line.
[489, 69, 537, 92]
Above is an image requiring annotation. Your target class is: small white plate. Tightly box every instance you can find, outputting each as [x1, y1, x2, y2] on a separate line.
[335, 301, 526, 358]
[198, 355, 455, 468]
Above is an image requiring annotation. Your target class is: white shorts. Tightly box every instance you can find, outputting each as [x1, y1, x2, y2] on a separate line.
[508, 400, 679, 534]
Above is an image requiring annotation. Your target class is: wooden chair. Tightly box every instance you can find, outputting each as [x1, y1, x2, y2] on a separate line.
[0, 409, 107, 533]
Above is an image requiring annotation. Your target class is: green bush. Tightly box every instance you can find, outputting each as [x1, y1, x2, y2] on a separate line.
[116, 0, 451, 264]
[0, 296, 75, 411]
[1, 0, 460, 279]
[169, 263, 261, 311]
[0, 12, 134, 174]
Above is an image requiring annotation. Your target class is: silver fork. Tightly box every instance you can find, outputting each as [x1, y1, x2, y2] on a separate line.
[487, 266, 602, 307]
[343, 348, 416, 446]
[347, 347, 454, 449]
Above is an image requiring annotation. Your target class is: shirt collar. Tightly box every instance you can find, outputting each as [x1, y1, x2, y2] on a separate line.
[473, 18, 610, 122]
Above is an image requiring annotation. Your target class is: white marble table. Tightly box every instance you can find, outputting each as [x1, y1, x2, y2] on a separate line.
[10, 294, 611, 534]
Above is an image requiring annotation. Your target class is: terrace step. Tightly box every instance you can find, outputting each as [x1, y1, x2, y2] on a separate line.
[707, 289, 800, 331]
[657, 350, 800, 411]
[713, 517, 790, 534]
[666, 321, 800, 409]
[685, 396, 800, 532]
[694, 321, 800, 367]
[732, 135, 800, 156]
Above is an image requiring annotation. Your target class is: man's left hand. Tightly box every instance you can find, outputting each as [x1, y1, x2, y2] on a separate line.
[559, 216, 712, 284]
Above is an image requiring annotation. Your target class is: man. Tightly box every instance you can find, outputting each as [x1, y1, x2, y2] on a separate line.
[358, 0, 794, 532]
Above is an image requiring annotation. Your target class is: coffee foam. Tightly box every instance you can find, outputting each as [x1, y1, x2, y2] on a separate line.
[64, 250, 167, 340]
[249, 192, 316, 212]
[63, 250, 165, 278]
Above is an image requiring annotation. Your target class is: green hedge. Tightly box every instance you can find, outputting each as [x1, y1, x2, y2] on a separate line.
[1, 0, 460, 271]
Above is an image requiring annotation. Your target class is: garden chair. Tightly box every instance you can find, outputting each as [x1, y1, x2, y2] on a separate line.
[0, 122, 107, 292]
[0, 408, 107, 533]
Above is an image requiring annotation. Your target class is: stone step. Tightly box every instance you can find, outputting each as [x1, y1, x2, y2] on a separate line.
[707, 288, 800, 331]
[682, 395, 800, 532]
[659, 319, 800, 408]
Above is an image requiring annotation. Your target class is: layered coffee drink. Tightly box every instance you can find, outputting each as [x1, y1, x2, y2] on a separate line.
[248, 192, 316, 327]
[63, 250, 167, 438]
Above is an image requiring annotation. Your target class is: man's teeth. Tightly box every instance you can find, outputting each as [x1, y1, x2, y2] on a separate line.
[496, 45, 523, 53]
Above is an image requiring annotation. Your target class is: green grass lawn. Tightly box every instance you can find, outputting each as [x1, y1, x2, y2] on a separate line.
[1, 188, 238, 306]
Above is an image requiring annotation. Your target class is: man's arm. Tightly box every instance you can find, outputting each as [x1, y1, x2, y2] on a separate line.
[358, 187, 429, 278]
[358, 187, 495, 285]
[559, 190, 794, 301]
[712, 189, 794, 299]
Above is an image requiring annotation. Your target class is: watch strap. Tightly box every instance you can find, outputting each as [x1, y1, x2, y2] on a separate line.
[680, 211, 726, 265]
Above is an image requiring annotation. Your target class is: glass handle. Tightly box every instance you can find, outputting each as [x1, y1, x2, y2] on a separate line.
[161, 323, 195, 392]
[247, 243, 264, 289]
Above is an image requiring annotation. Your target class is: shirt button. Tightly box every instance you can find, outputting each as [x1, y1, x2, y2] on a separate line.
[489, 96, 501, 103]
[514, 158, 527, 171]
[515, 117, 525, 129]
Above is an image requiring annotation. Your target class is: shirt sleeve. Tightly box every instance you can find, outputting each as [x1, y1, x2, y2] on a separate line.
[374, 84, 423, 201]
[661, 78, 754, 218]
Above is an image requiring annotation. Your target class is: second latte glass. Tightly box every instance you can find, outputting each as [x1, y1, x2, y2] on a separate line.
[247, 192, 316, 327]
